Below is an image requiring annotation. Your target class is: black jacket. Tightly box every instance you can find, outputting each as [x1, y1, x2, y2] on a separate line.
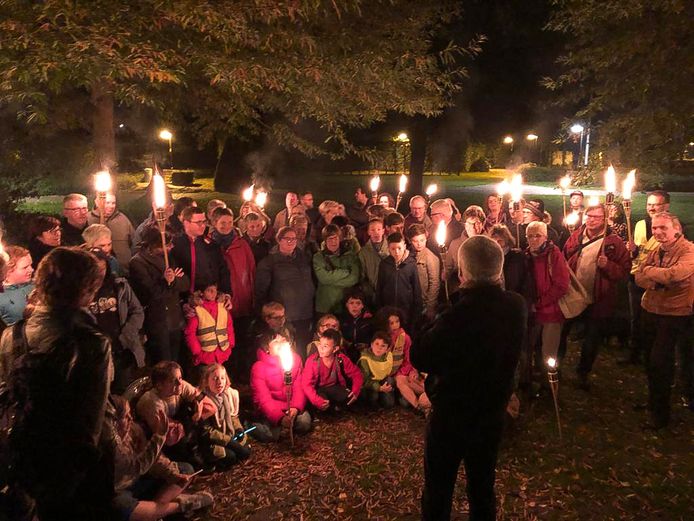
[28, 237, 55, 270]
[243, 234, 272, 265]
[412, 284, 526, 428]
[376, 252, 423, 324]
[60, 218, 87, 246]
[171, 234, 230, 294]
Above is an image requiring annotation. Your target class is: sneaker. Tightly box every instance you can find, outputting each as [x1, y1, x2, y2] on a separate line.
[175, 491, 214, 513]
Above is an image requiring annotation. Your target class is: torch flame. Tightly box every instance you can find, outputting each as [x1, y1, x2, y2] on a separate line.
[605, 166, 617, 194]
[399, 174, 408, 194]
[435, 220, 447, 247]
[278, 341, 294, 373]
[547, 357, 557, 369]
[622, 169, 636, 200]
[94, 170, 112, 193]
[370, 175, 380, 193]
[496, 180, 509, 197]
[242, 184, 254, 202]
[510, 174, 523, 203]
[254, 190, 268, 208]
[425, 183, 437, 196]
[152, 173, 167, 209]
[564, 213, 580, 227]
[559, 175, 571, 191]
[588, 195, 600, 207]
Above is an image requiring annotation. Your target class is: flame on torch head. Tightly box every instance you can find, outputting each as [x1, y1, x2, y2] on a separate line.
[496, 180, 509, 197]
[510, 174, 523, 203]
[399, 174, 408, 194]
[425, 183, 437, 196]
[152, 173, 167, 209]
[564, 213, 580, 227]
[94, 170, 112, 193]
[242, 184, 254, 202]
[605, 166, 617, 194]
[547, 357, 557, 369]
[278, 341, 294, 373]
[435, 220, 447, 247]
[588, 195, 600, 208]
[623, 170, 636, 200]
[370, 175, 380, 193]
[560, 175, 571, 191]
[254, 191, 268, 208]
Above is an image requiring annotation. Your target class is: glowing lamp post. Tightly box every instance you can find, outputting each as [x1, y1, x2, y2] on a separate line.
[370, 175, 380, 203]
[158, 129, 174, 168]
[254, 190, 268, 209]
[622, 170, 636, 244]
[559, 175, 571, 219]
[278, 341, 295, 446]
[503, 135, 514, 152]
[396, 174, 408, 211]
[94, 170, 112, 224]
[546, 357, 562, 440]
[151, 168, 170, 270]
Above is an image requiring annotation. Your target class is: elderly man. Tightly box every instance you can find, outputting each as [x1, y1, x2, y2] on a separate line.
[558, 203, 630, 390]
[412, 235, 526, 521]
[61, 193, 89, 245]
[87, 192, 136, 269]
[426, 198, 464, 257]
[635, 212, 694, 429]
[404, 195, 432, 230]
[444, 205, 486, 293]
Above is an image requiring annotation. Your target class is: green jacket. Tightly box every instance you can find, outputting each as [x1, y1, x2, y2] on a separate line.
[313, 247, 360, 313]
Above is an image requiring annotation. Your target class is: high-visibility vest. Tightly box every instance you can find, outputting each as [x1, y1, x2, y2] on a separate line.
[359, 351, 393, 382]
[195, 303, 230, 352]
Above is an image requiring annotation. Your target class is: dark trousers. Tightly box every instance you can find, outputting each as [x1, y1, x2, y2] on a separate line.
[558, 306, 606, 376]
[422, 411, 501, 521]
[677, 321, 694, 402]
[627, 277, 645, 361]
[227, 315, 253, 384]
[641, 311, 691, 425]
[290, 318, 313, 362]
[145, 326, 181, 365]
[317, 384, 351, 406]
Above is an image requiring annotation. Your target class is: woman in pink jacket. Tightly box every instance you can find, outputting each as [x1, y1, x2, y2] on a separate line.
[250, 334, 312, 442]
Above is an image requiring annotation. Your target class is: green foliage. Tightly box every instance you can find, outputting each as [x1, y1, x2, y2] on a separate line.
[462, 142, 491, 172]
[518, 164, 567, 183]
[545, 0, 693, 175]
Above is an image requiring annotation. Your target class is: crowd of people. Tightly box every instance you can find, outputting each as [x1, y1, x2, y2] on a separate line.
[0, 180, 692, 520]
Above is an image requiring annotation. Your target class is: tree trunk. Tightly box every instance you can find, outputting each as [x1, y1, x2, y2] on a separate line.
[408, 116, 428, 196]
[90, 79, 116, 172]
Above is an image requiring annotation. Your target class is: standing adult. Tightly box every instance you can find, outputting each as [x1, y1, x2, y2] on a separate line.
[426, 199, 464, 257]
[444, 205, 486, 294]
[313, 224, 360, 315]
[300, 191, 321, 241]
[27, 215, 61, 269]
[412, 235, 526, 521]
[87, 192, 136, 270]
[404, 195, 432, 230]
[558, 204, 630, 390]
[345, 187, 371, 244]
[376, 232, 422, 327]
[515, 199, 559, 250]
[489, 224, 528, 297]
[61, 193, 89, 246]
[242, 212, 272, 265]
[255, 226, 316, 356]
[569, 190, 585, 224]
[0, 247, 114, 519]
[358, 218, 389, 303]
[484, 193, 508, 230]
[635, 212, 694, 429]
[273, 192, 299, 231]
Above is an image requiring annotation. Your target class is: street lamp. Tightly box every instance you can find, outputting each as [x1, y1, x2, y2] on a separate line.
[570, 123, 585, 168]
[570, 124, 584, 134]
[159, 129, 174, 168]
[394, 132, 410, 174]
[526, 133, 539, 142]
[503, 136, 514, 153]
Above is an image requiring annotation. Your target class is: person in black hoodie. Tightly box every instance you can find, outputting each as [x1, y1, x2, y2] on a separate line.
[412, 235, 527, 521]
[376, 232, 422, 328]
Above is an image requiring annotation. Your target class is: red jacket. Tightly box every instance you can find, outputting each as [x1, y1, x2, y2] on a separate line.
[301, 352, 363, 407]
[220, 237, 256, 318]
[251, 348, 306, 425]
[184, 300, 235, 366]
[528, 242, 569, 323]
[563, 227, 630, 318]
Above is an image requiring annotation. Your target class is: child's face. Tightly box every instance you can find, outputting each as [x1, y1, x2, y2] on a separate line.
[203, 285, 218, 301]
[346, 297, 364, 317]
[318, 317, 339, 333]
[157, 369, 183, 398]
[388, 315, 400, 332]
[317, 338, 337, 358]
[388, 240, 406, 262]
[207, 367, 228, 395]
[368, 222, 384, 243]
[410, 233, 427, 253]
[371, 338, 389, 357]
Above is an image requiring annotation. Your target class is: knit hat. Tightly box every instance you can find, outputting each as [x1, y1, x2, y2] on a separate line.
[523, 201, 544, 221]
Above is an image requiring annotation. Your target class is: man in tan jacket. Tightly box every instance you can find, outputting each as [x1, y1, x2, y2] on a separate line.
[635, 212, 694, 429]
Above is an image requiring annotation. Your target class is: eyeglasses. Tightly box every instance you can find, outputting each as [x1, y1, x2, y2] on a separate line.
[64, 207, 88, 212]
[585, 214, 604, 220]
[280, 237, 297, 243]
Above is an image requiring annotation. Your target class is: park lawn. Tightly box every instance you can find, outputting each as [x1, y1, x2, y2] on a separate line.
[190, 343, 693, 520]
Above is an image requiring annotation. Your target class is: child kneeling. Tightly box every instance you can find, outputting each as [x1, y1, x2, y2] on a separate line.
[302, 328, 363, 411]
[358, 332, 396, 408]
[198, 364, 251, 471]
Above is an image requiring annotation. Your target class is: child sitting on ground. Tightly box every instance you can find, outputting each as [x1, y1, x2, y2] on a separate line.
[197, 364, 251, 471]
[250, 334, 312, 442]
[136, 361, 217, 468]
[184, 282, 235, 378]
[112, 395, 214, 519]
[381, 307, 431, 414]
[339, 289, 374, 362]
[358, 331, 395, 409]
[301, 328, 363, 412]
[305, 313, 342, 358]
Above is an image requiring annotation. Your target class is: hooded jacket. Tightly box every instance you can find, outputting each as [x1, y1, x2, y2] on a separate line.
[526, 241, 569, 323]
[313, 246, 360, 314]
[376, 251, 423, 324]
[250, 348, 306, 425]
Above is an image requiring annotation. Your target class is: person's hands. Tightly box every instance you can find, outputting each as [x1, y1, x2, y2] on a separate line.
[346, 391, 357, 406]
[318, 399, 330, 411]
[192, 398, 205, 422]
[152, 409, 169, 437]
[597, 255, 608, 269]
[164, 267, 184, 284]
[166, 421, 184, 446]
[221, 293, 233, 311]
[380, 382, 393, 393]
[234, 428, 245, 441]
[408, 371, 419, 383]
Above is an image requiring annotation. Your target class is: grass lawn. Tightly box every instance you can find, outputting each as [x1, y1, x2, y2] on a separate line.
[190, 343, 692, 520]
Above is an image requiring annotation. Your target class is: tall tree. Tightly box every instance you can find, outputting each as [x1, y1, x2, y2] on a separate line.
[0, 1, 475, 175]
[545, 0, 693, 174]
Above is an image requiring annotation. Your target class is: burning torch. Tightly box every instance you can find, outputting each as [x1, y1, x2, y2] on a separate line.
[510, 174, 523, 247]
[396, 174, 408, 212]
[242, 184, 254, 203]
[425, 183, 437, 204]
[546, 357, 562, 440]
[622, 170, 636, 244]
[278, 340, 296, 447]
[436, 220, 449, 302]
[151, 166, 170, 270]
[370, 175, 380, 203]
[559, 175, 571, 220]
[94, 170, 112, 225]
[254, 190, 268, 209]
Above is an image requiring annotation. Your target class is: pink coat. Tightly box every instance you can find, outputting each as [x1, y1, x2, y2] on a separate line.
[301, 352, 363, 407]
[184, 300, 235, 366]
[251, 348, 306, 425]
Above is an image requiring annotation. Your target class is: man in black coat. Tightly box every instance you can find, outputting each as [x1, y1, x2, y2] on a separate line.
[411, 235, 527, 521]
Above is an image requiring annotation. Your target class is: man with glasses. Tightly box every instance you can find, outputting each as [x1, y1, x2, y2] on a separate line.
[61, 193, 89, 245]
[404, 195, 432, 230]
[426, 199, 464, 257]
[171, 206, 229, 294]
[559, 203, 630, 390]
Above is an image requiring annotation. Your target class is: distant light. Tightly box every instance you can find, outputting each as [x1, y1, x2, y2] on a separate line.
[118, 123, 125, 129]
[570, 124, 584, 134]
[526, 134, 539, 141]
[689, 142, 694, 146]
[159, 129, 173, 141]
[503, 136, 514, 145]
[396, 132, 409, 142]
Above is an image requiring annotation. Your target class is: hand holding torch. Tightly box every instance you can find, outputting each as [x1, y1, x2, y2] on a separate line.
[151, 167, 170, 270]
